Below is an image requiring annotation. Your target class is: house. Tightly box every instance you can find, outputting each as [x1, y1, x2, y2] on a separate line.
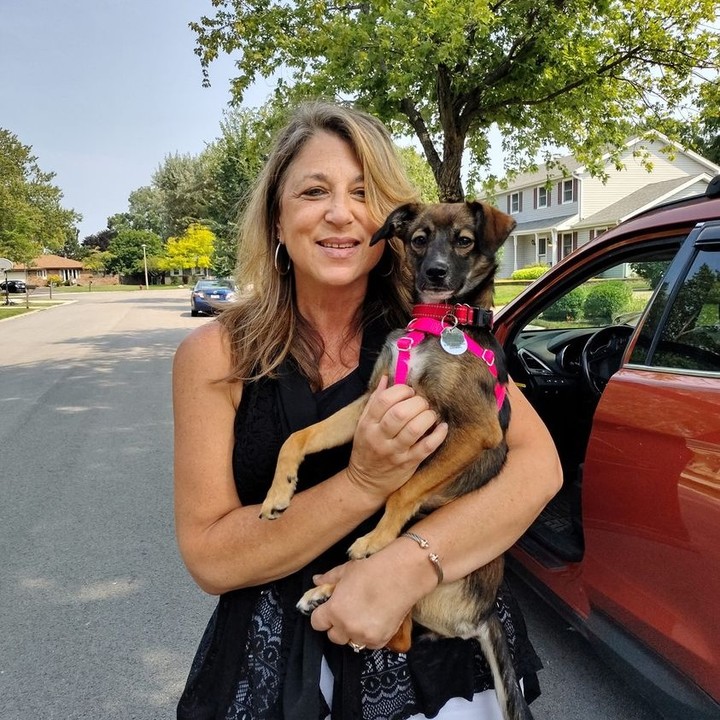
[490, 135, 720, 278]
[10, 254, 85, 285]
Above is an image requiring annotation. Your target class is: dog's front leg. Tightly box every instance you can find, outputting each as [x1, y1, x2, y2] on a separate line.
[348, 416, 502, 558]
[260, 395, 368, 519]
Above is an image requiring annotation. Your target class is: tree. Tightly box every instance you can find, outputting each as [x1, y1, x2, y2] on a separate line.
[191, 0, 720, 201]
[397, 146, 439, 202]
[681, 81, 720, 165]
[83, 227, 116, 252]
[158, 223, 216, 276]
[206, 104, 285, 275]
[152, 151, 218, 238]
[106, 229, 163, 277]
[83, 248, 115, 274]
[0, 128, 80, 263]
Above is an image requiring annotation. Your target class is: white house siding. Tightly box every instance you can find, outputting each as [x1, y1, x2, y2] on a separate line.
[580, 140, 709, 219]
[498, 240, 538, 278]
[501, 186, 579, 225]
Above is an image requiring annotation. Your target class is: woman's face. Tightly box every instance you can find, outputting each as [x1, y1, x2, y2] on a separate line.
[276, 131, 384, 296]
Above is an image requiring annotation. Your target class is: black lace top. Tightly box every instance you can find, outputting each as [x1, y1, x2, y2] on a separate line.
[177, 323, 542, 720]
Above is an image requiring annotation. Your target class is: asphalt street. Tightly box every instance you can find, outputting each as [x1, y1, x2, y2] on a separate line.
[0, 289, 664, 719]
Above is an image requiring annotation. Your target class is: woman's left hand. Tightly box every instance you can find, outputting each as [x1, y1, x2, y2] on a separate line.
[308, 544, 437, 649]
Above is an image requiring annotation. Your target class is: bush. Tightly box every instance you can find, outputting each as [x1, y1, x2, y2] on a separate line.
[511, 264, 550, 281]
[542, 287, 588, 321]
[583, 281, 633, 321]
[46, 274, 63, 286]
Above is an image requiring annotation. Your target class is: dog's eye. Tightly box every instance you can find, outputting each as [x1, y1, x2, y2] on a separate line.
[411, 234, 427, 249]
[455, 236, 474, 248]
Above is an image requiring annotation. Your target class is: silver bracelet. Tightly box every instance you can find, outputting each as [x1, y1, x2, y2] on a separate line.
[401, 531, 444, 584]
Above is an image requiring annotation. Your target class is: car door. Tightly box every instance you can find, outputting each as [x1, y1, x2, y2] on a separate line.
[581, 222, 720, 700]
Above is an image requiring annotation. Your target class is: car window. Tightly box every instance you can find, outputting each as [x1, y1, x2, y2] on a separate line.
[526, 255, 672, 333]
[647, 248, 720, 373]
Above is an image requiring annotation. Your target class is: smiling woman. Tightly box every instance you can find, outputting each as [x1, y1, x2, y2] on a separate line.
[172, 101, 561, 720]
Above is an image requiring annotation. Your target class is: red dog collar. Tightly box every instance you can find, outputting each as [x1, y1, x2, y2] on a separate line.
[412, 303, 494, 329]
[394, 316, 506, 410]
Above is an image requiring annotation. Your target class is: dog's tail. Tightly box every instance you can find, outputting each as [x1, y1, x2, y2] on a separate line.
[478, 613, 533, 720]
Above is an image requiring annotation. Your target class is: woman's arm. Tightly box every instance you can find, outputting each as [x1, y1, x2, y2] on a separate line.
[173, 321, 448, 595]
[308, 379, 562, 648]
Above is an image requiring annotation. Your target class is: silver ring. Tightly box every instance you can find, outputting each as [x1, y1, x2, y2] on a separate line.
[348, 641, 366, 653]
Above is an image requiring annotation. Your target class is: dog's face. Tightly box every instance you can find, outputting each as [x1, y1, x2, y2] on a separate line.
[371, 201, 516, 304]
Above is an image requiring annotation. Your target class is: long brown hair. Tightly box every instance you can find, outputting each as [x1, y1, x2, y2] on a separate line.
[218, 101, 418, 388]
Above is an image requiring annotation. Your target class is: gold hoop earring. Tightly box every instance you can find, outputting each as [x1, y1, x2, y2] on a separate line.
[274, 242, 291, 275]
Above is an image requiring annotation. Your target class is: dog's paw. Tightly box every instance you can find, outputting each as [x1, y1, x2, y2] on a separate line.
[258, 475, 298, 519]
[348, 533, 379, 559]
[297, 583, 335, 615]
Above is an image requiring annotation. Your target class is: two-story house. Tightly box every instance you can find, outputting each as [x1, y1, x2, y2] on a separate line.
[491, 135, 719, 278]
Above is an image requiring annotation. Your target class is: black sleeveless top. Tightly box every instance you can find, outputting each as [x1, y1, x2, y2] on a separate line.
[177, 323, 542, 720]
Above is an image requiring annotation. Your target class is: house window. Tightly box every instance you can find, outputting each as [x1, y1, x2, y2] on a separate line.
[560, 232, 576, 258]
[510, 192, 522, 214]
[538, 187, 549, 208]
[537, 237, 548, 257]
[562, 179, 574, 203]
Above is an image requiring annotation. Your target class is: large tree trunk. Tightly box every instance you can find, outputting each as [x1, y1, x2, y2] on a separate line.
[435, 150, 465, 202]
[399, 92, 467, 202]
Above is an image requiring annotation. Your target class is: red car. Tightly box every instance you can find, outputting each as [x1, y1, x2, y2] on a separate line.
[495, 178, 720, 719]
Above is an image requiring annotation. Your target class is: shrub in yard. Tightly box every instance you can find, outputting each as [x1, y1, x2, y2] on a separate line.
[46, 274, 63, 286]
[511, 264, 550, 281]
[584, 281, 633, 321]
[542, 287, 588, 321]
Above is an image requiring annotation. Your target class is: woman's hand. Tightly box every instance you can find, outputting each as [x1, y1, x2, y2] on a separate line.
[346, 376, 448, 501]
[308, 546, 436, 649]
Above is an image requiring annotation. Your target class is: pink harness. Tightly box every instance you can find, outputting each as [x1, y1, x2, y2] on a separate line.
[394, 316, 507, 410]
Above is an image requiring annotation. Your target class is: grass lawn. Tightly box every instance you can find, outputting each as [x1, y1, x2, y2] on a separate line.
[49, 284, 184, 293]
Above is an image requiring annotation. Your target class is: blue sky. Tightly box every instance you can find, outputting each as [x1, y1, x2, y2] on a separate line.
[1, 0, 273, 239]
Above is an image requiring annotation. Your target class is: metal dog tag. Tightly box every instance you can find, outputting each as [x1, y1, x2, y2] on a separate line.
[440, 327, 468, 355]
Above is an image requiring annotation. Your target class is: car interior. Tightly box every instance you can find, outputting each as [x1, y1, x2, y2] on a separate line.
[502, 239, 694, 566]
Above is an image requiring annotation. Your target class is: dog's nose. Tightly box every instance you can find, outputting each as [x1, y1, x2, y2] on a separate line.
[425, 264, 448, 280]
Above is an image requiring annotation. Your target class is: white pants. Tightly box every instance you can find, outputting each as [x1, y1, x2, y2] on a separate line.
[320, 656, 508, 719]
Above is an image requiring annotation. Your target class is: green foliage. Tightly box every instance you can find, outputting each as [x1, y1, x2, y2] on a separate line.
[106, 229, 163, 277]
[584, 281, 633, 321]
[46, 274, 63, 286]
[158, 223, 216, 274]
[108, 186, 168, 238]
[511, 264, 550, 281]
[82, 249, 115, 274]
[83, 228, 116, 252]
[0, 128, 80, 263]
[542, 287, 588, 320]
[630, 260, 670, 290]
[397, 146, 439, 202]
[190, 0, 720, 201]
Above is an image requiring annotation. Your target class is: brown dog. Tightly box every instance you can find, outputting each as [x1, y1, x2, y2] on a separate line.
[260, 201, 531, 720]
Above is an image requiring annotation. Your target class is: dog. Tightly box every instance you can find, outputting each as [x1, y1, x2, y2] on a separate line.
[260, 201, 531, 720]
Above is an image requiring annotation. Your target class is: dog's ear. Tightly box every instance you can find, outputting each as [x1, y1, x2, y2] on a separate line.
[467, 201, 516, 253]
[370, 203, 423, 245]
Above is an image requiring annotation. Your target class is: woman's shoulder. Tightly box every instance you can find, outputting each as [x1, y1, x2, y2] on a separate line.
[174, 320, 235, 388]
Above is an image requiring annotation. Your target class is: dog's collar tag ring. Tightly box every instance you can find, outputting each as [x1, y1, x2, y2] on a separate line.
[440, 314, 468, 355]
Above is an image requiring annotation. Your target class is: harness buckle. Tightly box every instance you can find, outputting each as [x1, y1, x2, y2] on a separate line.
[397, 336, 414, 352]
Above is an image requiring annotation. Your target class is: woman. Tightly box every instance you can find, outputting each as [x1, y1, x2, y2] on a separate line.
[173, 101, 562, 720]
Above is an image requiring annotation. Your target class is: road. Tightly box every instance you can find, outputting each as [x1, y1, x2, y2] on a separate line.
[0, 290, 664, 719]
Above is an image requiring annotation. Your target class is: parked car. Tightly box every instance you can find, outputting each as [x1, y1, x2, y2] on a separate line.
[1, 279, 27, 293]
[495, 177, 720, 719]
[190, 278, 237, 316]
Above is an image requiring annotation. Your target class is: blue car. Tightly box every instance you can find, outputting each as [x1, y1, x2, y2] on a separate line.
[190, 279, 237, 316]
